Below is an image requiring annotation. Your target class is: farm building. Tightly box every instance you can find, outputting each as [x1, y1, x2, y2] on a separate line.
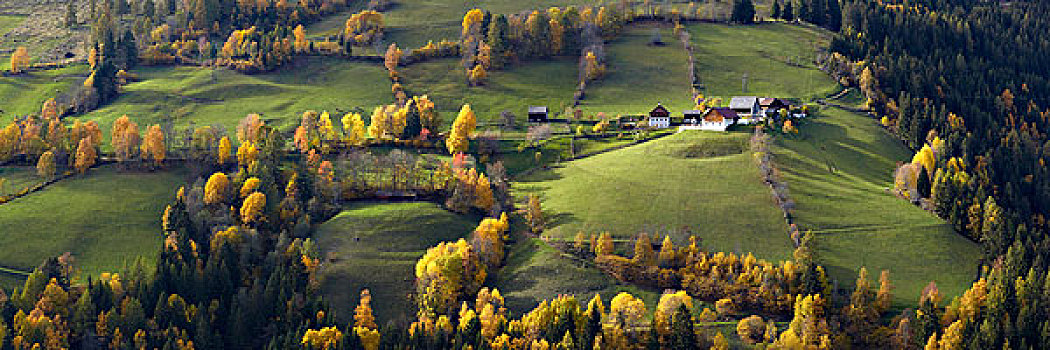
[681, 110, 705, 125]
[703, 107, 738, 131]
[730, 96, 761, 116]
[649, 104, 671, 129]
[759, 98, 789, 115]
[528, 106, 549, 122]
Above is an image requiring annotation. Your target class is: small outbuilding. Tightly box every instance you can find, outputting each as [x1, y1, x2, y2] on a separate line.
[648, 104, 671, 129]
[730, 96, 761, 116]
[682, 110, 705, 126]
[759, 98, 789, 114]
[528, 106, 548, 122]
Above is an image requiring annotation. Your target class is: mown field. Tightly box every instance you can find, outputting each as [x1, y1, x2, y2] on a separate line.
[0, 165, 187, 290]
[516, 130, 795, 262]
[401, 57, 577, 125]
[775, 107, 981, 307]
[687, 22, 839, 100]
[0, 64, 89, 123]
[80, 57, 391, 134]
[577, 24, 695, 116]
[315, 201, 481, 324]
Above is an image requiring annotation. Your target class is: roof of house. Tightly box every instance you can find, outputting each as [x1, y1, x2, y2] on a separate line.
[528, 106, 548, 114]
[759, 98, 787, 107]
[683, 110, 705, 116]
[729, 96, 759, 110]
[705, 107, 739, 121]
[650, 104, 669, 114]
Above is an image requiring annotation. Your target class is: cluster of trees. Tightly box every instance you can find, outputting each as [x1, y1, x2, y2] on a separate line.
[216, 25, 295, 72]
[456, 6, 626, 87]
[342, 10, 384, 54]
[291, 99, 438, 156]
[415, 216, 508, 316]
[771, 0, 842, 30]
[0, 102, 104, 177]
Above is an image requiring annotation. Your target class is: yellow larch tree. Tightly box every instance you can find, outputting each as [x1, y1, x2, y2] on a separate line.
[354, 289, 377, 330]
[217, 136, 232, 165]
[74, 137, 97, 173]
[341, 113, 366, 145]
[240, 191, 266, 224]
[446, 104, 476, 154]
[10, 46, 30, 73]
[204, 172, 230, 205]
[142, 124, 166, 166]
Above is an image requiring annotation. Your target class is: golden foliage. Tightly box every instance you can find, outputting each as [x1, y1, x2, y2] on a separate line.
[204, 172, 230, 205]
[240, 192, 267, 224]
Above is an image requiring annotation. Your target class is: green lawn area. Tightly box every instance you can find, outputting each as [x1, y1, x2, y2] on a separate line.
[0, 166, 41, 196]
[493, 234, 661, 316]
[315, 201, 481, 324]
[0, 165, 186, 290]
[515, 130, 794, 262]
[0, 64, 90, 123]
[401, 57, 577, 125]
[774, 107, 980, 308]
[0, 14, 24, 37]
[687, 22, 839, 100]
[80, 57, 391, 134]
[577, 23, 695, 116]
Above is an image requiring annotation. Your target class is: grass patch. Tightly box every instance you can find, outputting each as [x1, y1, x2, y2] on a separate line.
[687, 22, 839, 100]
[0, 64, 89, 123]
[315, 201, 481, 324]
[0, 165, 187, 290]
[401, 57, 577, 126]
[774, 107, 980, 308]
[515, 130, 793, 262]
[577, 23, 694, 116]
[493, 235, 660, 316]
[80, 57, 391, 134]
[0, 166, 41, 196]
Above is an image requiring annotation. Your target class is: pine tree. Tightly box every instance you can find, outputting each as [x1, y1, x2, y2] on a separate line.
[825, 0, 842, 31]
[807, 0, 824, 26]
[772, 0, 781, 20]
[917, 166, 931, 198]
[782, 0, 794, 21]
[486, 14, 509, 68]
[731, 0, 756, 24]
[669, 305, 698, 350]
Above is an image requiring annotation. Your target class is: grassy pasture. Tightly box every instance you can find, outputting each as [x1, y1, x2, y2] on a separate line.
[315, 201, 481, 324]
[577, 24, 695, 116]
[0, 165, 187, 290]
[515, 130, 794, 262]
[401, 57, 578, 126]
[0, 166, 40, 196]
[774, 107, 981, 307]
[80, 57, 391, 134]
[687, 22, 839, 100]
[0, 64, 89, 123]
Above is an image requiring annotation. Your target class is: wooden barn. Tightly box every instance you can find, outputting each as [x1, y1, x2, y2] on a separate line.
[528, 106, 548, 122]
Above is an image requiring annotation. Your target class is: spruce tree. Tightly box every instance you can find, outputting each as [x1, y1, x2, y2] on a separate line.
[731, 0, 756, 24]
[917, 166, 931, 198]
[782, 0, 794, 21]
[797, 0, 809, 24]
[670, 305, 699, 350]
[808, 0, 825, 26]
[826, 0, 842, 31]
[486, 14, 509, 68]
[772, 0, 781, 20]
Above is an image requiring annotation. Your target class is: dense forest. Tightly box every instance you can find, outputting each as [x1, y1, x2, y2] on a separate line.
[828, 0, 1050, 348]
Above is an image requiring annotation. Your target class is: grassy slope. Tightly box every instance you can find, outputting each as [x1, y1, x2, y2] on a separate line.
[516, 130, 794, 262]
[0, 166, 40, 196]
[775, 107, 980, 307]
[493, 235, 661, 316]
[0, 64, 89, 123]
[687, 22, 839, 100]
[578, 24, 695, 116]
[401, 57, 577, 126]
[315, 201, 481, 324]
[0, 165, 186, 290]
[80, 57, 391, 133]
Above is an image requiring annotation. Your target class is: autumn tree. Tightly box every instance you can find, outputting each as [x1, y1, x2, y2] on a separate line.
[217, 136, 232, 165]
[737, 315, 766, 344]
[341, 113, 366, 145]
[141, 124, 165, 166]
[525, 194, 543, 233]
[240, 192, 266, 224]
[10, 46, 30, 73]
[37, 151, 56, 179]
[204, 172, 230, 205]
[74, 137, 97, 173]
[632, 233, 655, 266]
[354, 289, 377, 330]
[111, 115, 141, 162]
[383, 43, 401, 73]
[446, 104, 477, 154]
[594, 232, 614, 256]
